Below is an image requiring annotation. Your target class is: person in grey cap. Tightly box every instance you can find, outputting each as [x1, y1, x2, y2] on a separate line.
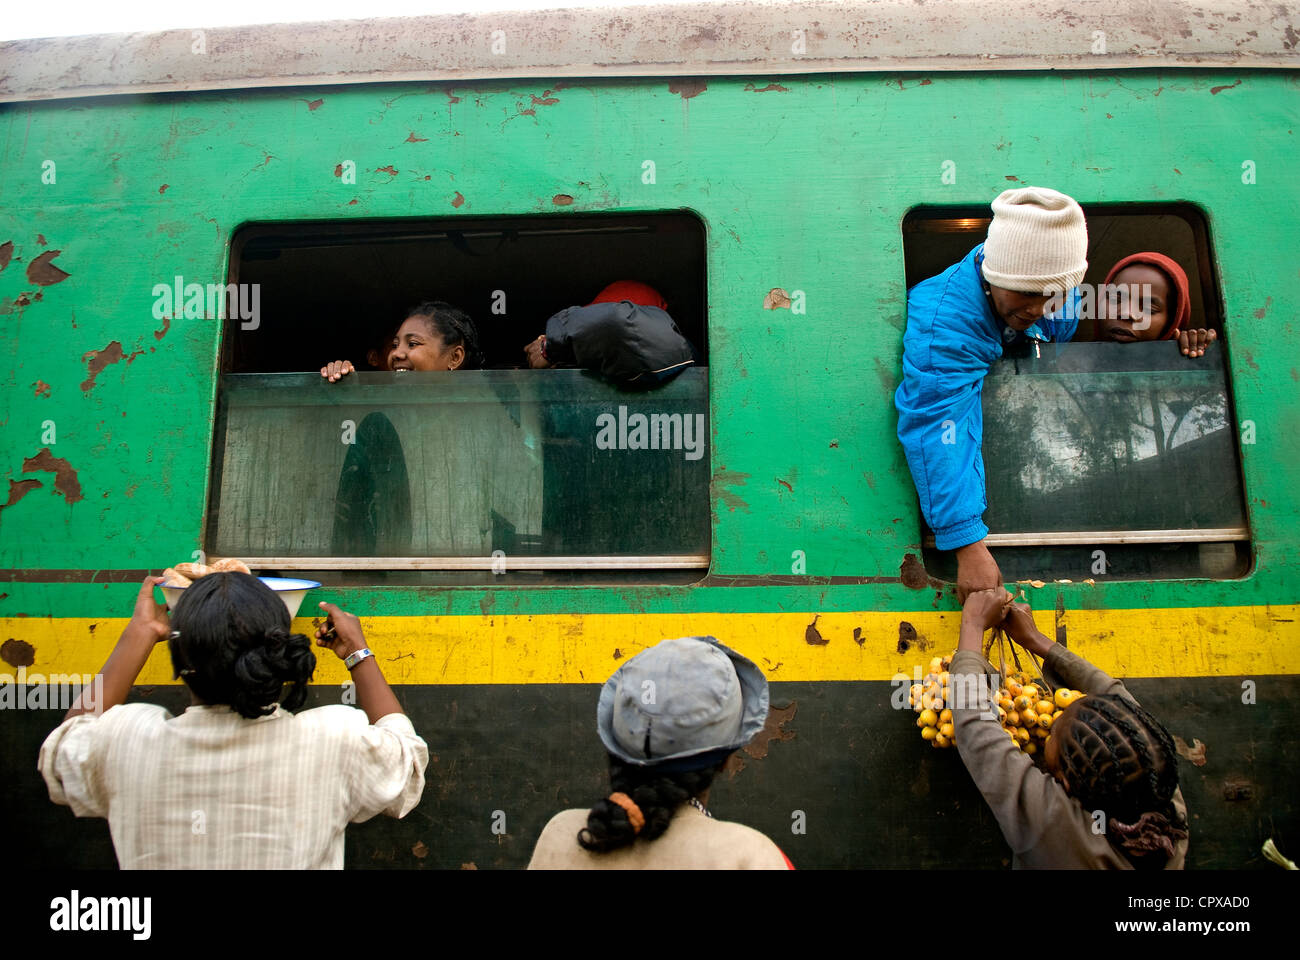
[527, 636, 791, 869]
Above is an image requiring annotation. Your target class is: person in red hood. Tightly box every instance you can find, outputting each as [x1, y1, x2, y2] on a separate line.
[1098, 252, 1216, 358]
[523, 281, 696, 385]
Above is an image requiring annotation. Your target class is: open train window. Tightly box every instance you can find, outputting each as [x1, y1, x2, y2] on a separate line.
[902, 203, 1250, 581]
[204, 213, 709, 585]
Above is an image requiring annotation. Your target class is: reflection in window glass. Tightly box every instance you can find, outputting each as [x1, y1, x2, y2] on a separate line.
[206, 369, 710, 576]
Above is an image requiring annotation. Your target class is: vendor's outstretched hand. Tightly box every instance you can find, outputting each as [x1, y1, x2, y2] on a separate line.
[1001, 601, 1054, 657]
[962, 587, 1014, 632]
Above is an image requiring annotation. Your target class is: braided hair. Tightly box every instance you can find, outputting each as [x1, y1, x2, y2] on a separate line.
[169, 572, 316, 719]
[1056, 694, 1188, 868]
[577, 754, 726, 853]
[406, 301, 483, 369]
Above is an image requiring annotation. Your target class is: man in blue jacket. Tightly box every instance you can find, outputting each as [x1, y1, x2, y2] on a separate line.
[895, 187, 1088, 600]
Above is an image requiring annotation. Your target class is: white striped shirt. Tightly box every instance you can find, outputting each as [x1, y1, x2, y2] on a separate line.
[38, 702, 428, 869]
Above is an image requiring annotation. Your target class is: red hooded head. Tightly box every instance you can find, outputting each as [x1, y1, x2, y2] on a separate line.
[1102, 252, 1191, 340]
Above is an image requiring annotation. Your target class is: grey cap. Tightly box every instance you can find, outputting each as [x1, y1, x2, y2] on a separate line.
[596, 636, 770, 767]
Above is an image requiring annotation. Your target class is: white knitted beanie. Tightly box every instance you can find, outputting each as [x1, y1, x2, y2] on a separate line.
[980, 187, 1088, 294]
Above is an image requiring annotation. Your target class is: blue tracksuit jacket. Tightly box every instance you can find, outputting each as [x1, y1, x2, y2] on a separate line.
[894, 243, 1079, 550]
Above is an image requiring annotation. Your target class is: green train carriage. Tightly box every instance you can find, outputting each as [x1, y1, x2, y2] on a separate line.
[0, 0, 1296, 869]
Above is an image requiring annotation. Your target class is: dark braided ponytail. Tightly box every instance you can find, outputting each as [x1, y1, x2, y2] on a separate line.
[169, 572, 317, 719]
[577, 755, 726, 853]
[1056, 694, 1187, 867]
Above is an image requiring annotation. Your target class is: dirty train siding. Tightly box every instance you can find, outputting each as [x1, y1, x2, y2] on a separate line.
[0, 53, 1297, 867]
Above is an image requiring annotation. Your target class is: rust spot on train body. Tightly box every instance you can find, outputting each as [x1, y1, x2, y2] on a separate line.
[1209, 79, 1241, 94]
[81, 341, 125, 391]
[452, 192, 465, 208]
[897, 621, 918, 653]
[745, 702, 796, 759]
[306, 98, 323, 111]
[1254, 297, 1272, 319]
[22, 448, 83, 504]
[669, 79, 707, 99]
[804, 616, 828, 646]
[1005, 175, 1020, 181]
[154, 316, 170, 340]
[552, 194, 574, 206]
[1, 639, 36, 667]
[376, 166, 399, 176]
[763, 287, 791, 310]
[744, 82, 788, 93]
[1174, 735, 1207, 766]
[158, 184, 169, 194]
[445, 90, 462, 104]
[900, 553, 928, 590]
[777, 477, 793, 492]
[0, 241, 12, 271]
[333, 164, 343, 177]
[36, 234, 47, 245]
[727, 701, 796, 776]
[405, 132, 428, 142]
[26, 250, 70, 286]
[853, 627, 864, 646]
[33, 380, 50, 397]
[0, 478, 43, 516]
[531, 92, 559, 106]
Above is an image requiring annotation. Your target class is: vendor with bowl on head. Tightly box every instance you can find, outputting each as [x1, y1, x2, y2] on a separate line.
[895, 187, 1088, 602]
[38, 573, 427, 869]
[528, 635, 792, 869]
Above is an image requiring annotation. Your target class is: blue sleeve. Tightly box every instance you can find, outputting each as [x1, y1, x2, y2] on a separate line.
[894, 304, 996, 551]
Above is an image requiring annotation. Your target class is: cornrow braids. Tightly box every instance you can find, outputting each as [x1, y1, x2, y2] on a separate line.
[1057, 694, 1187, 867]
[577, 755, 724, 853]
[406, 300, 483, 369]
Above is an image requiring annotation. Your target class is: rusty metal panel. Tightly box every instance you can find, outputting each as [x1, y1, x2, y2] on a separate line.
[1, 0, 1297, 104]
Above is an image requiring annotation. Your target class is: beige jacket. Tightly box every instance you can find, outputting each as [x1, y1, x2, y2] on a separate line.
[528, 802, 791, 869]
[951, 645, 1188, 870]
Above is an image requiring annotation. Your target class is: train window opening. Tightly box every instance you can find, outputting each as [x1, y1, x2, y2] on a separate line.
[902, 203, 1250, 582]
[206, 213, 710, 584]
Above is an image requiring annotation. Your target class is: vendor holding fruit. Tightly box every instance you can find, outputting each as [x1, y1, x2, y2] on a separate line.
[38, 573, 428, 869]
[947, 589, 1188, 869]
[895, 187, 1087, 600]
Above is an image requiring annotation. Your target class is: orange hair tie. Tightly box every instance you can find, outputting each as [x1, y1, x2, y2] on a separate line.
[607, 792, 646, 834]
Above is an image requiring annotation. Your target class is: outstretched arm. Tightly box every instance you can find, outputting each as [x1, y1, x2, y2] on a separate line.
[64, 576, 169, 721]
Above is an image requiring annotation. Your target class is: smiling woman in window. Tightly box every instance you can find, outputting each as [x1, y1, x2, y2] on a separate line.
[320, 301, 483, 381]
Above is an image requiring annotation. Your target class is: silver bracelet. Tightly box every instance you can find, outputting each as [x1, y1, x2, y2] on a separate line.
[343, 647, 374, 670]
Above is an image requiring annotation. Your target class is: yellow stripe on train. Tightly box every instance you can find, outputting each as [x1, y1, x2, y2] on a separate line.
[2, 606, 1295, 685]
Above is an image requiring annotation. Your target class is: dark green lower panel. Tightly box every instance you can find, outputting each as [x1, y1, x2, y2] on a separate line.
[4, 678, 1295, 869]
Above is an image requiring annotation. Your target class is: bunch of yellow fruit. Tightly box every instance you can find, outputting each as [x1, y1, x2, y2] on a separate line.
[906, 655, 1085, 755]
[992, 671, 1085, 756]
[907, 655, 958, 749]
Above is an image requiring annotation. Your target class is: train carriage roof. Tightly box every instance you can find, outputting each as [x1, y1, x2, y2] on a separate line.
[0, 0, 1295, 103]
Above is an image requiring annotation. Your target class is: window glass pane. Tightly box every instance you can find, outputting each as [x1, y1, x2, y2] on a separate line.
[980, 340, 1246, 536]
[207, 369, 710, 568]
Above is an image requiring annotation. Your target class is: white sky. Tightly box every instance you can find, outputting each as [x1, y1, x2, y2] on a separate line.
[0, 0, 722, 42]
